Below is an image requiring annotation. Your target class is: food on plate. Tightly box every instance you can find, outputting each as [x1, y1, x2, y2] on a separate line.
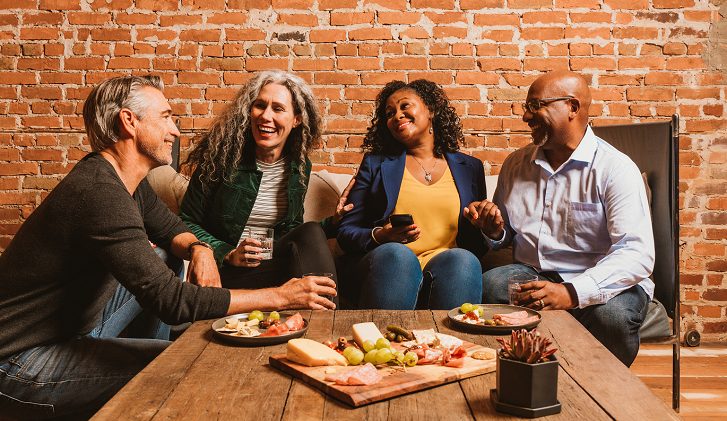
[214, 312, 304, 338]
[471, 348, 497, 360]
[362, 340, 376, 353]
[268, 311, 280, 320]
[453, 307, 539, 327]
[287, 338, 348, 367]
[402, 351, 418, 367]
[352, 322, 385, 348]
[493, 311, 540, 326]
[375, 337, 391, 350]
[324, 363, 382, 386]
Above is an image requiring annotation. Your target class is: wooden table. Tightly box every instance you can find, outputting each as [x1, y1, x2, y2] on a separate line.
[93, 310, 677, 420]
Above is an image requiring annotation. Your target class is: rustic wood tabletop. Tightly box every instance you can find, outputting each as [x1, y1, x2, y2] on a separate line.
[93, 310, 678, 420]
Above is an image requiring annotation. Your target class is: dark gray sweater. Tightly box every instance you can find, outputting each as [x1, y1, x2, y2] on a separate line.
[0, 153, 230, 361]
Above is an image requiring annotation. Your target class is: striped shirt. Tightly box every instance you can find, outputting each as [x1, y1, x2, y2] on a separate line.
[244, 158, 289, 231]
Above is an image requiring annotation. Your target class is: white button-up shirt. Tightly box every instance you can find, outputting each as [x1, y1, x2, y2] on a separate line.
[487, 126, 655, 308]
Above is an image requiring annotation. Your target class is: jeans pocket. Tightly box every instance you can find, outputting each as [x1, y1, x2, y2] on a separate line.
[0, 390, 56, 419]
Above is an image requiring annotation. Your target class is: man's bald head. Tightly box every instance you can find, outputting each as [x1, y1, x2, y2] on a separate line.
[528, 71, 591, 125]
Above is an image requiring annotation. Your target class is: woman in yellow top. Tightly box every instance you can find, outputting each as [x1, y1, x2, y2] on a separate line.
[337, 80, 487, 309]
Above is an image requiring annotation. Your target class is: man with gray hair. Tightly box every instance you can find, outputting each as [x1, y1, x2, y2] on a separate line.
[0, 76, 337, 418]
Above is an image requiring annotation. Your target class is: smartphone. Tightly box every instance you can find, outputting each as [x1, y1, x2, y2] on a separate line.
[389, 213, 414, 227]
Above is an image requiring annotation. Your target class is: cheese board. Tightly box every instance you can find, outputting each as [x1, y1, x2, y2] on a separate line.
[269, 340, 496, 407]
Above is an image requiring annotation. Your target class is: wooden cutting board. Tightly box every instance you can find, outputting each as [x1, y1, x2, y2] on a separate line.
[269, 341, 496, 407]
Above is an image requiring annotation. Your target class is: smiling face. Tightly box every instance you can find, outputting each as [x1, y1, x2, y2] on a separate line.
[522, 76, 578, 149]
[385, 89, 434, 149]
[134, 87, 180, 167]
[250, 82, 301, 160]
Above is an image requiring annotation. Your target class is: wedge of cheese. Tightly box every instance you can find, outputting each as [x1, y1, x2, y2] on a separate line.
[352, 322, 384, 348]
[286, 338, 348, 367]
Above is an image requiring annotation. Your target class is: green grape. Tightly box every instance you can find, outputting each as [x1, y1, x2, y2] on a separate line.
[460, 303, 475, 313]
[364, 349, 378, 364]
[248, 310, 264, 321]
[394, 351, 405, 363]
[475, 306, 484, 317]
[403, 351, 419, 367]
[374, 348, 393, 365]
[268, 311, 280, 320]
[362, 340, 376, 353]
[344, 347, 364, 365]
[375, 337, 391, 350]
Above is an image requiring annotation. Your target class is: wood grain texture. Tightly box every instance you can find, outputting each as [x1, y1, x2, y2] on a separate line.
[93, 310, 678, 420]
[539, 311, 679, 421]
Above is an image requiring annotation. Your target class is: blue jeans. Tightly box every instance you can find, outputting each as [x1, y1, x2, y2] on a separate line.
[358, 243, 483, 310]
[483, 263, 649, 366]
[0, 248, 180, 419]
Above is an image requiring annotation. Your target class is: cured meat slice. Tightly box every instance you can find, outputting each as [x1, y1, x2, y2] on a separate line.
[324, 363, 382, 386]
[493, 311, 538, 326]
[442, 346, 467, 368]
[284, 313, 305, 331]
[259, 323, 290, 337]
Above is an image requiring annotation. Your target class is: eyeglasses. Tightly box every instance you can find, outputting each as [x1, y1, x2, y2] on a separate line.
[522, 96, 574, 113]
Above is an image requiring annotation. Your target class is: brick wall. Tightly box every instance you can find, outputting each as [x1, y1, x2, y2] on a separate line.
[0, 0, 725, 341]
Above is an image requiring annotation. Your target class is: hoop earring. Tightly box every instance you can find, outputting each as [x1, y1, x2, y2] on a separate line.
[429, 126, 433, 134]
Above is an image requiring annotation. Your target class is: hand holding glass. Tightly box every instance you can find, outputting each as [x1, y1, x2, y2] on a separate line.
[508, 274, 538, 305]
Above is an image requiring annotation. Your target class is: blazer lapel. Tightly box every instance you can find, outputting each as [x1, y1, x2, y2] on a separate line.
[381, 150, 407, 217]
[445, 151, 469, 208]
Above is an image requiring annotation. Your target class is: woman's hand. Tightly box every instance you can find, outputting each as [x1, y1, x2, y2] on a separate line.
[331, 175, 356, 225]
[224, 238, 263, 267]
[373, 222, 420, 245]
[277, 275, 337, 310]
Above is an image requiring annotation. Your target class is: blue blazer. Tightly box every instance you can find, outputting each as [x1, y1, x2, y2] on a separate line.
[337, 150, 487, 258]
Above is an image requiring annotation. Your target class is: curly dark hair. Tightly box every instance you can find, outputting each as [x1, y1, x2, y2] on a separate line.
[362, 79, 464, 157]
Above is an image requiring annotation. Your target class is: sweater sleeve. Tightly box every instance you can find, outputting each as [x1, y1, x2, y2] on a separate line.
[80, 181, 230, 324]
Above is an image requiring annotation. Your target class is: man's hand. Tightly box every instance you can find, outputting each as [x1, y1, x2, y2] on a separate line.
[463, 200, 505, 239]
[187, 246, 221, 288]
[277, 275, 337, 310]
[224, 238, 263, 267]
[373, 222, 420, 245]
[331, 175, 356, 225]
[516, 281, 576, 310]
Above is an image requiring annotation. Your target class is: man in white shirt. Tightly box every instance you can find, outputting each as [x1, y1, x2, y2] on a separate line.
[464, 71, 655, 366]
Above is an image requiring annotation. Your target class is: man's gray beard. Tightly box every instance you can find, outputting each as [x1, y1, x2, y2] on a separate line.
[532, 132, 548, 147]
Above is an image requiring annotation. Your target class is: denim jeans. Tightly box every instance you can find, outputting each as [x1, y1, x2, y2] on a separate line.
[483, 263, 649, 366]
[357, 243, 483, 310]
[0, 248, 180, 419]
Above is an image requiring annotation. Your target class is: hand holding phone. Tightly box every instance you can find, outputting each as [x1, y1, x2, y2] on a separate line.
[389, 213, 414, 227]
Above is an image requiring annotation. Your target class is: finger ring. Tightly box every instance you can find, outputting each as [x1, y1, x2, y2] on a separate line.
[538, 299, 544, 308]
[401, 239, 408, 244]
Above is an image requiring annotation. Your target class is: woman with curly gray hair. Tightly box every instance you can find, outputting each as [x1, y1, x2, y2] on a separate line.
[180, 71, 349, 301]
[337, 79, 486, 309]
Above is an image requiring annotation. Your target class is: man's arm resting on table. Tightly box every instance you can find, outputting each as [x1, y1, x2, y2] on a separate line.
[227, 275, 338, 313]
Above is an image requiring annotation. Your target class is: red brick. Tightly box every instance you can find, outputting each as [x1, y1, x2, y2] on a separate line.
[319, 0, 357, 8]
[433, 26, 468, 39]
[272, 0, 313, 7]
[473, 13, 518, 26]
[67, 12, 111, 24]
[135, 0, 177, 10]
[3, 0, 36, 8]
[382, 57, 427, 70]
[277, 13, 318, 26]
[523, 11, 567, 24]
[226, 29, 266, 41]
[349, 28, 392, 41]
[22, 87, 62, 99]
[39, 0, 81, 10]
[626, 88, 673, 101]
[571, 57, 617, 71]
[180, 29, 221, 42]
[18, 58, 60, 70]
[520, 27, 564, 40]
[338, 57, 379, 70]
[292, 59, 334, 71]
[0, 162, 37, 176]
[108, 57, 149, 69]
[702, 289, 727, 301]
[244, 58, 287, 71]
[330, 12, 374, 25]
[461, 0, 504, 7]
[676, 88, 721, 100]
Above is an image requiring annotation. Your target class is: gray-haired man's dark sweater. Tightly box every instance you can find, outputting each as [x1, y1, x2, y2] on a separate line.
[0, 153, 230, 361]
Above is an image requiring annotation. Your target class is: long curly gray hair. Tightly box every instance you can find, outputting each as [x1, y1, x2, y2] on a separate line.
[184, 70, 322, 187]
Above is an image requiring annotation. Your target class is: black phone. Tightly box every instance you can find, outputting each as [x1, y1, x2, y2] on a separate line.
[389, 214, 414, 227]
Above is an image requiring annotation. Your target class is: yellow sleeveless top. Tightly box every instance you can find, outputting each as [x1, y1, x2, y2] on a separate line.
[393, 165, 460, 268]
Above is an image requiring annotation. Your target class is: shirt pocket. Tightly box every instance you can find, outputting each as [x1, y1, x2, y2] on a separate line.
[565, 201, 608, 252]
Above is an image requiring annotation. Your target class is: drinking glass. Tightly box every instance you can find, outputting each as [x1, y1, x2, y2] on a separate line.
[240, 227, 274, 262]
[508, 274, 538, 305]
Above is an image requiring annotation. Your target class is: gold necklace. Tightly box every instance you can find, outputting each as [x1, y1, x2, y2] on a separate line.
[411, 155, 437, 183]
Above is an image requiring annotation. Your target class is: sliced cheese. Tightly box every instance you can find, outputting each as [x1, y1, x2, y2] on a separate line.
[352, 322, 384, 348]
[286, 338, 348, 367]
[412, 329, 463, 350]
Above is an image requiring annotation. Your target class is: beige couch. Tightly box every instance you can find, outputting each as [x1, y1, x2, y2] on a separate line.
[146, 165, 499, 224]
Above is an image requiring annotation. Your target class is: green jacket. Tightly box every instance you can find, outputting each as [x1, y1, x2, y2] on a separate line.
[180, 157, 336, 267]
